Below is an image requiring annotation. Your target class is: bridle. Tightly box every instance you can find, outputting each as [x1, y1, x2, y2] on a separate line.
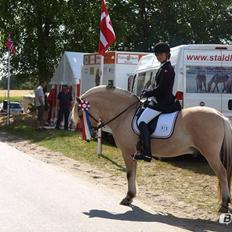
[96, 100, 139, 130]
[78, 98, 140, 131]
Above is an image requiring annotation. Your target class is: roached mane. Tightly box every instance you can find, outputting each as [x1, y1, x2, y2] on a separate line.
[82, 85, 139, 101]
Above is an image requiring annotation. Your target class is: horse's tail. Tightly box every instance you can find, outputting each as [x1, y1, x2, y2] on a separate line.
[71, 99, 80, 126]
[220, 117, 232, 193]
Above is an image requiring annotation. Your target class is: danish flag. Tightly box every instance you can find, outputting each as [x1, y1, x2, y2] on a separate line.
[5, 33, 16, 55]
[98, 0, 116, 55]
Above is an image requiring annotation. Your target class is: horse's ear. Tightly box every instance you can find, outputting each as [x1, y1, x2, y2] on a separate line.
[76, 97, 81, 104]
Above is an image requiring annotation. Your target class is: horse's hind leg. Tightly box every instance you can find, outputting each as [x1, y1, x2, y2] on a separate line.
[203, 81, 207, 92]
[120, 150, 137, 206]
[204, 154, 231, 213]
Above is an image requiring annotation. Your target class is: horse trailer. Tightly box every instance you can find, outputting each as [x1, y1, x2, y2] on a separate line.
[132, 44, 232, 120]
[81, 51, 148, 94]
[81, 51, 148, 133]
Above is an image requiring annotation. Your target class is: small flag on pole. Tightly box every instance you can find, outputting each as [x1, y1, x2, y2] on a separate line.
[5, 33, 16, 55]
[98, 0, 116, 55]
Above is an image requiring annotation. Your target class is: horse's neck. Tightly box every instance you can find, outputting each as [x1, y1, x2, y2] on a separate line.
[89, 92, 137, 128]
[100, 94, 136, 114]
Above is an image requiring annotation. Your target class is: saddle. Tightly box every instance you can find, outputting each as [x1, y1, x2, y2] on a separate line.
[132, 106, 179, 139]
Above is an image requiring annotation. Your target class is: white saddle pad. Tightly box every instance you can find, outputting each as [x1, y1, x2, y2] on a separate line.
[132, 111, 179, 139]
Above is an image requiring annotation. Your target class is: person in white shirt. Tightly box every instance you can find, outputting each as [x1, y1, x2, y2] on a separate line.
[34, 80, 47, 130]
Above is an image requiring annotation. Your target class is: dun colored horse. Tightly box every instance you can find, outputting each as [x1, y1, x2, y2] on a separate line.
[72, 86, 232, 213]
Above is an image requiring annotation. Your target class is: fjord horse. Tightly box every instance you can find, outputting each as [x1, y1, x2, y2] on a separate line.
[72, 86, 232, 213]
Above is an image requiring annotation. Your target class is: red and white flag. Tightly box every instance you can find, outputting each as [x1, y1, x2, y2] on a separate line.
[5, 33, 16, 55]
[98, 0, 116, 55]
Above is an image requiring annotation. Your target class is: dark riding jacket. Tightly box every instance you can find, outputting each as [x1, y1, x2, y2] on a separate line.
[144, 61, 181, 113]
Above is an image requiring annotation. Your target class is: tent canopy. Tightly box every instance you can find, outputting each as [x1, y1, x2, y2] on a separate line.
[50, 51, 84, 85]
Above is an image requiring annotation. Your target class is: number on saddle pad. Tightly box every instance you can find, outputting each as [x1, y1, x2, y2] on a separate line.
[219, 213, 232, 225]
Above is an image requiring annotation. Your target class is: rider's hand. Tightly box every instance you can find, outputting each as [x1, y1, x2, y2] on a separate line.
[142, 90, 151, 98]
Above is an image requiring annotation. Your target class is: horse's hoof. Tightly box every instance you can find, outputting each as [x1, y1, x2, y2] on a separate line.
[120, 197, 132, 206]
[218, 204, 230, 213]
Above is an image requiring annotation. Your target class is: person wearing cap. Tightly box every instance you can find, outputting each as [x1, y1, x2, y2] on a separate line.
[55, 85, 73, 130]
[133, 42, 181, 162]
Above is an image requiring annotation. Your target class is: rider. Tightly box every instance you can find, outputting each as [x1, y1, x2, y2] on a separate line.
[133, 42, 180, 162]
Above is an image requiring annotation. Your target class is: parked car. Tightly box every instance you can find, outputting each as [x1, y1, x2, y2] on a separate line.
[0, 100, 23, 114]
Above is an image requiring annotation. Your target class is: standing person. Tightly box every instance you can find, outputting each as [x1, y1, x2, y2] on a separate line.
[34, 80, 47, 130]
[55, 85, 73, 130]
[95, 68, 101, 86]
[47, 85, 56, 126]
[133, 42, 181, 162]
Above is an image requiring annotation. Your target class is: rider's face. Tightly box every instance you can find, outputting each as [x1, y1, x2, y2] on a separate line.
[155, 53, 168, 63]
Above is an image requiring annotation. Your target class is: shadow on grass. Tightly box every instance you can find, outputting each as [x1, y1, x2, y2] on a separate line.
[98, 154, 126, 172]
[163, 155, 215, 176]
[101, 131, 215, 176]
[84, 205, 230, 232]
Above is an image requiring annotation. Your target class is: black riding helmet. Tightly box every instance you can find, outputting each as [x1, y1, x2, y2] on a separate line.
[154, 42, 170, 54]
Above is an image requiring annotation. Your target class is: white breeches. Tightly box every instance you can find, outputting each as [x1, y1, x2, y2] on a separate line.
[137, 107, 161, 124]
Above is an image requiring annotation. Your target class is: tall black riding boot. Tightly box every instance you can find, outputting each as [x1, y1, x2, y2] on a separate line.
[133, 122, 152, 162]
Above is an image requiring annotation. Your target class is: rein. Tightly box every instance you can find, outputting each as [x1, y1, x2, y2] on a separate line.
[78, 99, 140, 131]
[96, 100, 139, 130]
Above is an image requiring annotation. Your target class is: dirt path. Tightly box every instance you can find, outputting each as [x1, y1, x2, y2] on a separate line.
[0, 131, 231, 231]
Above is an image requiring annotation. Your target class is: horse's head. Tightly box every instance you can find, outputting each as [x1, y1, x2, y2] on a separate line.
[72, 86, 139, 133]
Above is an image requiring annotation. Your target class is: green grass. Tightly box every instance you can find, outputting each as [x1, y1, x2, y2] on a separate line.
[0, 96, 24, 103]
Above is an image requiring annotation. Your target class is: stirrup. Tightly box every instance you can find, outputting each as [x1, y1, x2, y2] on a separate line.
[143, 155, 152, 162]
[132, 152, 152, 162]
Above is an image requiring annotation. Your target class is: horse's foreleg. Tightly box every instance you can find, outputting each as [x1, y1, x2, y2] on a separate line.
[120, 151, 137, 206]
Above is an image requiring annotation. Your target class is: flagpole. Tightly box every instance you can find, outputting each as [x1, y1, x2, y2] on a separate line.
[7, 51, 11, 125]
[97, 55, 104, 155]
[96, 0, 115, 155]
[97, 120, 102, 155]
[100, 55, 104, 85]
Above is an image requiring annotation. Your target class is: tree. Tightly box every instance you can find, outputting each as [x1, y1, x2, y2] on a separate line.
[0, 0, 232, 86]
[0, 0, 67, 82]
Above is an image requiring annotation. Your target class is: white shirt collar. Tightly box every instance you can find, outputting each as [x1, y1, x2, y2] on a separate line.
[160, 60, 169, 67]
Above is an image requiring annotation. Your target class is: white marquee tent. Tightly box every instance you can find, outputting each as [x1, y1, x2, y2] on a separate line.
[50, 51, 85, 85]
